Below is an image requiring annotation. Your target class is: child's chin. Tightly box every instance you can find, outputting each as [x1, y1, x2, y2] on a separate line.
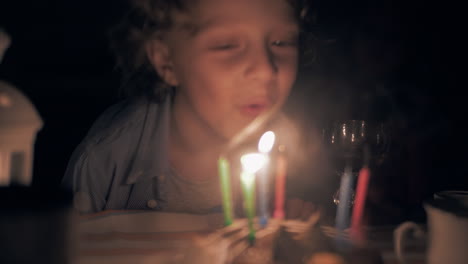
[218, 124, 246, 142]
[222, 120, 259, 141]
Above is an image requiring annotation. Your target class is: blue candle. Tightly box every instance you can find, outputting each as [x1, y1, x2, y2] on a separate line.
[257, 131, 275, 228]
[335, 162, 353, 250]
[258, 165, 269, 227]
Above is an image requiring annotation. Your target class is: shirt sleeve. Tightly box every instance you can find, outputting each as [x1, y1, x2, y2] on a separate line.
[62, 147, 113, 214]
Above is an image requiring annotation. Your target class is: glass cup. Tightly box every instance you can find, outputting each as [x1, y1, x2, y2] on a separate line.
[322, 120, 390, 207]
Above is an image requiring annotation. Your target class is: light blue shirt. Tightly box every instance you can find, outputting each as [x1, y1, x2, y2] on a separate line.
[62, 96, 172, 213]
[62, 94, 322, 214]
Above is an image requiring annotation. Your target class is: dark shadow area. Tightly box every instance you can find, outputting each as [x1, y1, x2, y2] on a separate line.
[284, 0, 465, 224]
[0, 0, 126, 187]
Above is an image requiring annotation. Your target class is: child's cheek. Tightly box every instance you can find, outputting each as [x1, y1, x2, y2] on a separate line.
[207, 53, 247, 71]
[274, 52, 299, 68]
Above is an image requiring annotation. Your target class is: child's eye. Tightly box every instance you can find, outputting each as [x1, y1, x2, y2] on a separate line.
[210, 43, 239, 51]
[271, 39, 298, 47]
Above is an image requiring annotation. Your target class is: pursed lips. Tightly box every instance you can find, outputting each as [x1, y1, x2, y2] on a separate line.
[239, 100, 271, 118]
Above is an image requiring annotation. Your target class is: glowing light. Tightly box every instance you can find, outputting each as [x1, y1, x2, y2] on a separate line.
[0, 93, 11, 107]
[240, 153, 263, 243]
[241, 153, 267, 174]
[258, 131, 275, 153]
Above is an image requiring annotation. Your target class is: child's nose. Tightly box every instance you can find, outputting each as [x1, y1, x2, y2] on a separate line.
[245, 45, 277, 82]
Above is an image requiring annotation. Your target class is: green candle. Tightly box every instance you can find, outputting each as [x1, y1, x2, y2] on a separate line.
[240, 153, 267, 244]
[241, 170, 256, 243]
[218, 157, 233, 226]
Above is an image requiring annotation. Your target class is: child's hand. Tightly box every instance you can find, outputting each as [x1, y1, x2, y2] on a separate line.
[285, 198, 319, 221]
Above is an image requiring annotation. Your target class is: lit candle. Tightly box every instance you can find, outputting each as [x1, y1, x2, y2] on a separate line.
[273, 145, 287, 219]
[218, 157, 233, 226]
[240, 153, 267, 243]
[258, 131, 275, 227]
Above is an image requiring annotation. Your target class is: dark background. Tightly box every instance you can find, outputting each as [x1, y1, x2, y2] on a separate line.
[0, 0, 465, 223]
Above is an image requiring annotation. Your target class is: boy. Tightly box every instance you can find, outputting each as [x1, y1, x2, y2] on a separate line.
[63, 0, 316, 219]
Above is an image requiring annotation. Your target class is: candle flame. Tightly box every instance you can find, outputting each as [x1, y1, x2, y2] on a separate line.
[258, 131, 275, 153]
[241, 171, 255, 186]
[241, 153, 267, 174]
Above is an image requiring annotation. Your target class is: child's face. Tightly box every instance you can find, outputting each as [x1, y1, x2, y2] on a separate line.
[161, 0, 299, 140]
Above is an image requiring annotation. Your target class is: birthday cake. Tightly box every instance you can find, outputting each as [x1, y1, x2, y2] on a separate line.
[232, 213, 382, 264]
[232, 212, 337, 264]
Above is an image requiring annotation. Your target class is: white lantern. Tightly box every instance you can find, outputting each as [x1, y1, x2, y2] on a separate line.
[0, 81, 43, 186]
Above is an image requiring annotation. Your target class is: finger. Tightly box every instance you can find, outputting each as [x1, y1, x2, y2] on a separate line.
[286, 198, 302, 219]
[300, 202, 316, 221]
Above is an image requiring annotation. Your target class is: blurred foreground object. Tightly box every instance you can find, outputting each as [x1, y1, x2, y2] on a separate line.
[0, 28, 11, 63]
[0, 81, 43, 185]
[0, 186, 74, 264]
[0, 29, 43, 186]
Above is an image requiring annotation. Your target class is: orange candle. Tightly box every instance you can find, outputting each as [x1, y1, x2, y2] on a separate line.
[273, 145, 287, 219]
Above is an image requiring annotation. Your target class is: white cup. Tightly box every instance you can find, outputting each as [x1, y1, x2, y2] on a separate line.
[434, 190, 468, 207]
[394, 194, 468, 264]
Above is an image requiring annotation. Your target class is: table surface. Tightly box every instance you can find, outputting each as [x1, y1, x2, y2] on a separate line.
[74, 210, 427, 264]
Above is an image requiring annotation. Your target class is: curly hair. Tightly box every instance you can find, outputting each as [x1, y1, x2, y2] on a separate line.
[109, 0, 314, 101]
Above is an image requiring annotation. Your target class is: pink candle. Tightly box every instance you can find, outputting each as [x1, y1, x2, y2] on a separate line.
[273, 145, 287, 219]
[350, 166, 371, 243]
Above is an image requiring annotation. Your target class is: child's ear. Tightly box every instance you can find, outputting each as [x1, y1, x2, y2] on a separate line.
[146, 38, 179, 86]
